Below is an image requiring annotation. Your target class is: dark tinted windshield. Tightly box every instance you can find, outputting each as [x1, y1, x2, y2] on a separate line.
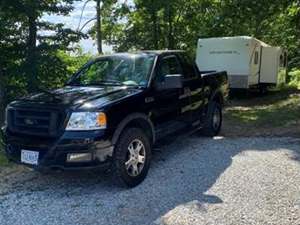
[69, 54, 155, 87]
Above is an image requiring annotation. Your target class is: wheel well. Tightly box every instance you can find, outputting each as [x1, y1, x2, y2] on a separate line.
[212, 92, 223, 105]
[112, 113, 155, 146]
[123, 118, 154, 145]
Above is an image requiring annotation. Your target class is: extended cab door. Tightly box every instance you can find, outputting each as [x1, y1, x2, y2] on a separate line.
[177, 53, 205, 125]
[151, 54, 191, 137]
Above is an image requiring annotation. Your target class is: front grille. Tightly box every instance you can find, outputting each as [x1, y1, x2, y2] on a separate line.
[7, 108, 65, 137]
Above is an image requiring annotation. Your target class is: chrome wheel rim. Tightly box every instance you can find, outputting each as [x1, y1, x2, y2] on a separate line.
[213, 108, 221, 130]
[125, 139, 146, 177]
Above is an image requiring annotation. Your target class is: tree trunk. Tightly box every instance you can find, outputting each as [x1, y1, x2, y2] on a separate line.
[167, 2, 174, 49]
[151, 9, 158, 49]
[26, 14, 38, 92]
[96, 0, 103, 54]
[151, 1, 159, 49]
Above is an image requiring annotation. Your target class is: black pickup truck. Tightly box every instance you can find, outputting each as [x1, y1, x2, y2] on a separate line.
[2, 50, 228, 187]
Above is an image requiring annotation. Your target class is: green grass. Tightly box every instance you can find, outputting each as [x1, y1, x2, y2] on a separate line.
[0, 152, 9, 167]
[226, 88, 300, 128]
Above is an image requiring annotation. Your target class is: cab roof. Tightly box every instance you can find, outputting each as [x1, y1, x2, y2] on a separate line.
[95, 50, 185, 59]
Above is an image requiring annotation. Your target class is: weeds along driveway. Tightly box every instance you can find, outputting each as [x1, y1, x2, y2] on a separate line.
[0, 136, 299, 225]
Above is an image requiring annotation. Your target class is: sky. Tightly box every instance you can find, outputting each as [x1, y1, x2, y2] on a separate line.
[43, 1, 114, 54]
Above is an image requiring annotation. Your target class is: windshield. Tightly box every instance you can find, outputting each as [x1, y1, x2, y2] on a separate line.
[68, 54, 155, 87]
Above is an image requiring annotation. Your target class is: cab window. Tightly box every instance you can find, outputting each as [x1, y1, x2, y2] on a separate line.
[156, 55, 182, 82]
[178, 54, 198, 80]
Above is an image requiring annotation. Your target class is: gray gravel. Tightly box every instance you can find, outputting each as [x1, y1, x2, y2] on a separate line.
[0, 136, 299, 225]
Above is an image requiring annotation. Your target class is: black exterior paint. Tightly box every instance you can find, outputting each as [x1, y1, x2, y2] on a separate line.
[2, 51, 228, 170]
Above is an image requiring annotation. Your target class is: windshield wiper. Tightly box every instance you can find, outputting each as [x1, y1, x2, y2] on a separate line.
[100, 79, 124, 85]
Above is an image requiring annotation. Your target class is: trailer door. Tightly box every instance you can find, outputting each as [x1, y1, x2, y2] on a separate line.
[260, 47, 280, 84]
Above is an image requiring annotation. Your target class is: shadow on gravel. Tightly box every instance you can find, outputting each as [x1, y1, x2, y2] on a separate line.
[0, 135, 299, 225]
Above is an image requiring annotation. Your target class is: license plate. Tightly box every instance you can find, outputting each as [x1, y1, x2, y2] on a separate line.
[21, 150, 39, 165]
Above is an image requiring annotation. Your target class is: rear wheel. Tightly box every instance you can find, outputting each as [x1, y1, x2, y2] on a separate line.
[259, 84, 268, 95]
[112, 127, 151, 187]
[201, 102, 222, 137]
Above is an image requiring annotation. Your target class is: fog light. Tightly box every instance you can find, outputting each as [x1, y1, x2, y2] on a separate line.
[67, 153, 92, 162]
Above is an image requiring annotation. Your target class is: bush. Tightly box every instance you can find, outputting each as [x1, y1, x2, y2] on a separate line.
[288, 69, 300, 89]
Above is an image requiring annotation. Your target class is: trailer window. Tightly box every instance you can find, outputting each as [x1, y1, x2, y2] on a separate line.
[254, 51, 259, 65]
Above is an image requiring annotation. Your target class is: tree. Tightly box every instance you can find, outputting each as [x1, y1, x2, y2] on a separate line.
[275, 1, 300, 68]
[0, 0, 84, 124]
[88, 0, 123, 54]
[79, 0, 121, 54]
[0, 2, 27, 124]
[96, 0, 103, 54]
[106, 0, 166, 51]
[2, 0, 84, 92]
[105, 0, 299, 62]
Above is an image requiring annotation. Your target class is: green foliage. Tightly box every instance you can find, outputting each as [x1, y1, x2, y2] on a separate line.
[38, 50, 92, 89]
[57, 50, 92, 75]
[288, 69, 300, 89]
[0, 0, 86, 124]
[101, 0, 300, 65]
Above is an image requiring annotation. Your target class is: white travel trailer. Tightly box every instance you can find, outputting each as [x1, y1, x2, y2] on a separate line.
[196, 36, 287, 90]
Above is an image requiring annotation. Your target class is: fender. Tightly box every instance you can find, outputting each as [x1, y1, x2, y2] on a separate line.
[111, 112, 155, 145]
[209, 90, 224, 105]
[201, 71, 227, 105]
[201, 90, 223, 122]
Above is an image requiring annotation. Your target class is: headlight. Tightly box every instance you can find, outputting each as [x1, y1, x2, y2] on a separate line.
[66, 112, 107, 131]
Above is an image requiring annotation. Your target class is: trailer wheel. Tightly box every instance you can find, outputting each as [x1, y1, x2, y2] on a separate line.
[201, 102, 222, 137]
[259, 84, 268, 95]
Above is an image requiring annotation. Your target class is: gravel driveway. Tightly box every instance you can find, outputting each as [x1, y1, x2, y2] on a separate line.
[0, 136, 299, 225]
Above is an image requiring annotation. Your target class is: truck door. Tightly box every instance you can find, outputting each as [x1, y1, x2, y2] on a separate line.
[178, 53, 205, 125]
[151, 54, 191, 136]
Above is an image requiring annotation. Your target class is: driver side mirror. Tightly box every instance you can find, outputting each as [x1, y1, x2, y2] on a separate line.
[155, 74, 183, 90]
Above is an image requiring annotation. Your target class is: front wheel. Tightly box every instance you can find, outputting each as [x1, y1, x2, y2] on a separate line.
[112, 127, 151, 187]
[201, 102, 222, 137]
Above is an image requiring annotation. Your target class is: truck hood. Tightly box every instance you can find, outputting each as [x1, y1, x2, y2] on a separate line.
[12, 86, 142, 109]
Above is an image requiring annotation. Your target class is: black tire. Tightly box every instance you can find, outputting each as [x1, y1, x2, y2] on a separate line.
[201, 102, 222, 137]
[112, 127, 152, 188]
[259, 84, 268, 95]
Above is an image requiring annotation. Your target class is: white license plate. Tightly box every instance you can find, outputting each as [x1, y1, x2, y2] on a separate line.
[21, 150, 39, 165]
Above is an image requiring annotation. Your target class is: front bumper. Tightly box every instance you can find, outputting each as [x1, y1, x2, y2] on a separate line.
[1, 127, 114, 170]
